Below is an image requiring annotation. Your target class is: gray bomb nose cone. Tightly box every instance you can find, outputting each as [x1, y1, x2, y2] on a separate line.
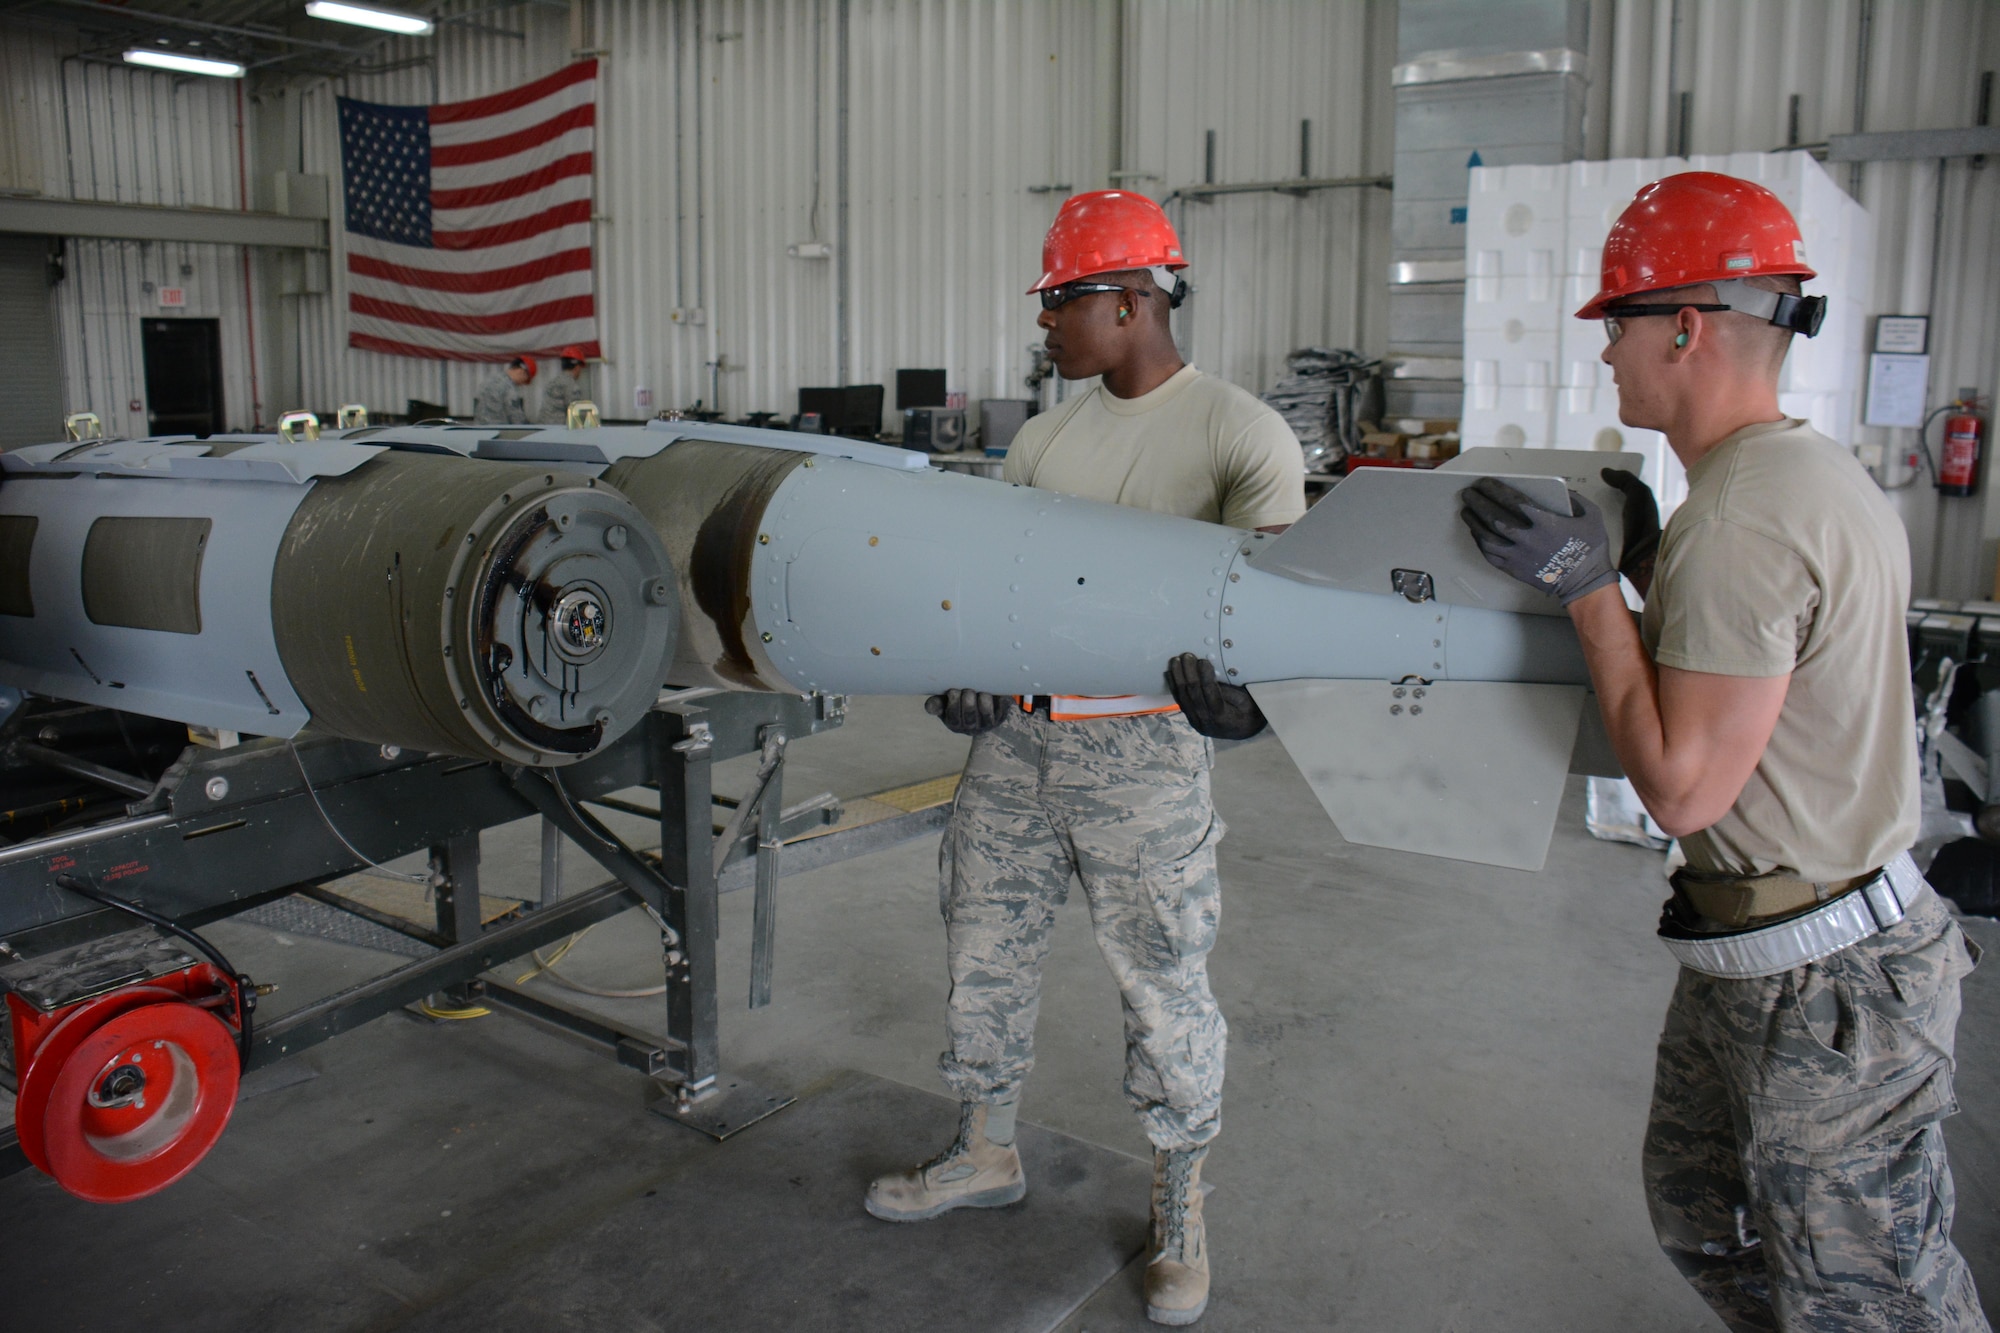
[271, 454, 678, 765]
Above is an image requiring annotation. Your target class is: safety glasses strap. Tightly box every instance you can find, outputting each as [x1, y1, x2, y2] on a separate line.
[1710, 278, 1825, 337]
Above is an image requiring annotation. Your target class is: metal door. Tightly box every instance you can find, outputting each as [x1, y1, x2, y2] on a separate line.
[140, 318, 223, 436]
[0, 234, 65, 449]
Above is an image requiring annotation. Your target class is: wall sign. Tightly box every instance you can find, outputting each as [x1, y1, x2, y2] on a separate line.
[1873, 315, 1928, 355]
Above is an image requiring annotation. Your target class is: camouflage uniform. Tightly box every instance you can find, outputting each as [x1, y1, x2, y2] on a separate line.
[472, 372, 528, 424]
[539, 372, 587, 425]
[1644, 886, 1988, 1331]
[938, 703, 1226, 1151]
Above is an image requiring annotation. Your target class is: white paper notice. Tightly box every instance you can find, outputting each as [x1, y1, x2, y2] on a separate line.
[1864, 353, 1930, 429]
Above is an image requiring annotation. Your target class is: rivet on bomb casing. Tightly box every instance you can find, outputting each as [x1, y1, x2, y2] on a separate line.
[604, 524, 628, 550]
[204, 776, 229, 801]
[1411, 705, 1423, 715]
[1223, 606, 1233, 615]
[556, 512, 573, 530]
[762, 632, 773, 642]
[1413, 688, 1426, 699]
[645, 579, 673, 605]
[1222, 639, 1233, 648]
[870, 647, 881, 656]
[1230, 573, 1240, 582]
[1391, 704, 1403, 715]
[758, 533, 770, 545]
[1226, 668, 1239, 677]
[868, 536, 879, 546]
[941, 600, 952, 610]
[1393, 687, 1405, 698]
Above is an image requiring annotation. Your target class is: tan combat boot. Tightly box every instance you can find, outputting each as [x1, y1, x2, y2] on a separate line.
[1144, 1145, 1210, 1325]
[864, 1102, 1026, 1222]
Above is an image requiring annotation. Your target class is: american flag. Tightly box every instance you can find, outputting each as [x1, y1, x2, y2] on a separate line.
[337, 61, 600, 361]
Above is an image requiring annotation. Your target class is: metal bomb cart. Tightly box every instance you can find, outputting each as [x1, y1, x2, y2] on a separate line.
[0, 686, 948, 1203]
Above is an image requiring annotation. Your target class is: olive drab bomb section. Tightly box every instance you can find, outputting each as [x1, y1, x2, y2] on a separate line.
[270, 454, 679, 765]
[0, 438, 678, 767]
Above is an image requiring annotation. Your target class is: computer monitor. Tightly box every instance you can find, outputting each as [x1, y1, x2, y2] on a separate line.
[895, 369, 947, 410]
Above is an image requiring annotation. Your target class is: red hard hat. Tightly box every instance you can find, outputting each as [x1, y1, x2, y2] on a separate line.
[559, 345, 589, 361]
[1029, 190, 1186, 293]
[514, 355, 538, 378]
[1574, 172, 1816, 320]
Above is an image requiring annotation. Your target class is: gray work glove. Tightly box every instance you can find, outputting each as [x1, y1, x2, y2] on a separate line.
[1458, 477, 1620, 605]
[1165, 653, 1267, 741]
[925, 689, 1016, 736]
[1601, 467, 1660, 583]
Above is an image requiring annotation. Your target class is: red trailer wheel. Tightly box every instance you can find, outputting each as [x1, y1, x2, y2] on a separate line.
[14, 986, 182, 1174]
[39, 1001, 240, 1203]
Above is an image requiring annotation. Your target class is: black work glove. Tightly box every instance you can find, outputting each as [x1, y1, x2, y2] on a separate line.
[1458, 477, 1620, 605]
[925, 689, 1016, 736]
[1600, 467, 1660, 587]
[1165, 653, 1267, 741]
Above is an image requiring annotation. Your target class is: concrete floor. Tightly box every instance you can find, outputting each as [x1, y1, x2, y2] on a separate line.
[2, 694, 1994, 1331]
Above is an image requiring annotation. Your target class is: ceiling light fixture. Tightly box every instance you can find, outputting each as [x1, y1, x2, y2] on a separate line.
[123, 49, 246, 78]
[304, 1, 436, 36]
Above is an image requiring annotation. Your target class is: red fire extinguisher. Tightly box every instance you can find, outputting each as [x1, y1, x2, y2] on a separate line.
[1936, 397, 1986, 497]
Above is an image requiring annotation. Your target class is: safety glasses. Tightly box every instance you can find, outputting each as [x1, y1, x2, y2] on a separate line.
[1039, 282, 1151, 312]
[1601, 302, 1729, 346]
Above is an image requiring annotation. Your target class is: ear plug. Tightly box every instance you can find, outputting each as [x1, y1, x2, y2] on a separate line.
[1675, 331, 1689, 347]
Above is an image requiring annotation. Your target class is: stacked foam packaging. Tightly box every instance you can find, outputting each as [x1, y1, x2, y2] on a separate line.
[1461, 150, 1873, 518]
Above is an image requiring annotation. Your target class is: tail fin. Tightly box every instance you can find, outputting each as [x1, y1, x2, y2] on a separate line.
[1244, 447, 1642, 870]
[1251, 678, 1587, 871]
[1251, 446, 1642, 615]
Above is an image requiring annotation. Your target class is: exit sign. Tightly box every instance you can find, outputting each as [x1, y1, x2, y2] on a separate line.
[158, 287, 186, 308]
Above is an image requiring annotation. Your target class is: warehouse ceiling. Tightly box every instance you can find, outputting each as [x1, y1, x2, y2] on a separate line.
[0, 0, 560, 77]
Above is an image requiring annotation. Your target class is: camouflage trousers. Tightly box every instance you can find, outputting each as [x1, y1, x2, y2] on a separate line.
[1644, 884, 1989, 1331]
[937, 706, 1226, 1151]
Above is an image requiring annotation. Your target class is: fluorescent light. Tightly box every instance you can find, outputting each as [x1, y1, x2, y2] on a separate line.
[123, 49, 245, 78]
[305, 1, 435, 36]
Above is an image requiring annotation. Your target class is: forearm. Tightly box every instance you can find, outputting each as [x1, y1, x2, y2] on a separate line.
[1565, 587, 1716, 834]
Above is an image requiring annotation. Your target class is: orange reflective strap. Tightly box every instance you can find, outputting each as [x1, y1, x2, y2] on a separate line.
[1015, 693, 1181, 722]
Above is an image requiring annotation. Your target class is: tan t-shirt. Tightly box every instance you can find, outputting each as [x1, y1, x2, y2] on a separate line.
[1641, 417, 1917, 880]
[1002, 365, 1308, 527]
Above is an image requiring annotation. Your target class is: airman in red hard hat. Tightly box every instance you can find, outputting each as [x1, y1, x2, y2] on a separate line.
[473, 354, 537, 424]
[866, 189, 1308, 1328]
[1463, 173, 1988, 1330]
[540, 345, 593, 425]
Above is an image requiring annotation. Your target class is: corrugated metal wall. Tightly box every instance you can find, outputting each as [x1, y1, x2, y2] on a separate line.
[1130, 0, 1397, 392]
[288, 0, 1394, 429]
[1596, 0, 2000, 597]
[10, 0, 1998, 597]
[294, 3, 576, 419]
[0, 23, 263, 434]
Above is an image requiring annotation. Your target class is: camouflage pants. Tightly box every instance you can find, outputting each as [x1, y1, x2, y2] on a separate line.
[1644, 885, 1989, 1331]
[937, 706, 1226, 1151]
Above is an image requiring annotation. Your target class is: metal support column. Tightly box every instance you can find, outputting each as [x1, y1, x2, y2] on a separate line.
[654, 706, 718, 1088]
[747, 725, 786, 1009]
[427, 833, 483, 1012]
[647, 706, 793, 1139]
[430, 834, 482, 944]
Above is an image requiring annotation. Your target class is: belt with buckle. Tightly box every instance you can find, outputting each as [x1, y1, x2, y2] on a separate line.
[1658, 851, 1925, 979]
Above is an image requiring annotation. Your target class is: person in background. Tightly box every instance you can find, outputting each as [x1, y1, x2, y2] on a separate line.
[473, 355, 536, 424]
[539, 346, 592, 425]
